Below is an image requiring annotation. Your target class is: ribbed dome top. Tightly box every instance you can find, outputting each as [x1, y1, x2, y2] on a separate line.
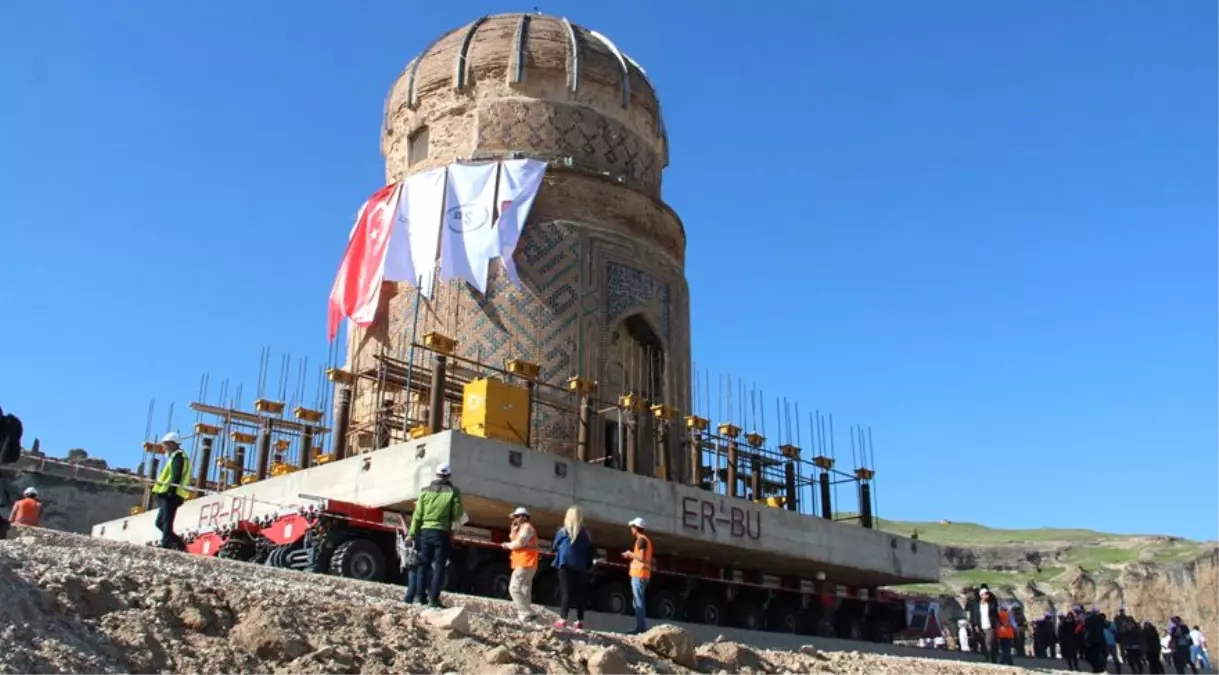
[382, 13, 668, 169]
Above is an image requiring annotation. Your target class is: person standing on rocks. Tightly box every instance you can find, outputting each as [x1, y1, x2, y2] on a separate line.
[1061, 612, 1083, 671]
[976, 587, 1001, 663]
[621, 517, 653, 635]
[552, 505, 593, 630]
[997, 605, 1017, 665]
[405, 463, 464, 609]
[502, 506, 539, 622]
[1144, 621, 1166, 674]
[1168, 617, 1194, 675]
[9, 487, 43, 527]
[1188, 626, 1209, 671]
[151, 432, 191, 550]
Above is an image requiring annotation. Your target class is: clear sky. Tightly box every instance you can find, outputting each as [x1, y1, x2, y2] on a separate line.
[1, 1, 1215, 540]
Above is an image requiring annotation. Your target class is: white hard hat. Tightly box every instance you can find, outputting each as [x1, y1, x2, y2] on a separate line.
[160, 431, 181, 444]
[628, 517, 647, 529]
[436, 463, 452, 477]
[22, 487, 37, 497]
[511, 507, 530, 517]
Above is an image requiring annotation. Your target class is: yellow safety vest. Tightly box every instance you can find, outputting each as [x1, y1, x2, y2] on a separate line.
[153, 449, 192, 499]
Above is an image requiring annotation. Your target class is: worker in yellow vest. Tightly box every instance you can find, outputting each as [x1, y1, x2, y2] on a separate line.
[621, 516, 653, 634]
[997, 607, 1017, 665]
[502, 506, 539, 622]
[151, 431, 191, 550]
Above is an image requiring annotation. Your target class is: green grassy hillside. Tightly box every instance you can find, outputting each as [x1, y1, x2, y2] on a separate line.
[849, 515, 1216, 596]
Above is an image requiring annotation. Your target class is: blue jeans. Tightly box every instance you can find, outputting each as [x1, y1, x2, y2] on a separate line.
[631, 577, 648, 632]
[404, 529, 450, 605]
[1191, 646, 1210, 670]
[1000, 638, 1014, 665]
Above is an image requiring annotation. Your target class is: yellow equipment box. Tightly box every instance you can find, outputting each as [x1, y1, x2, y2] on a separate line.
[462, 377, 529, 446]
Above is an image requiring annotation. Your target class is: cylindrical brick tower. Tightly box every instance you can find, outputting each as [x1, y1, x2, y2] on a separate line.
[346, 13, 690, 478]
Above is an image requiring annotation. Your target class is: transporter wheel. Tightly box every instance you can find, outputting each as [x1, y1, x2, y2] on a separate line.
[734, 601, 766, 632]
[329, 539, 388, 582]
[814, 614, 837, 638]
[592, 580, 631, 615]
[688, 594, 724, 626]
[870, 618, 894, 643]
[532, 572, 560, 607]
[646, 588, 680, 621]
[217, 539, 256, 562]
[770, 606, 804, 634]
[838, 615, 864, 642]
[472, 563, 512, 600]
[264, 545, 291, 568]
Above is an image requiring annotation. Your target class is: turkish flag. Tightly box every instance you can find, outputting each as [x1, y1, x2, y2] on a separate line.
[327, 183, 402, 342]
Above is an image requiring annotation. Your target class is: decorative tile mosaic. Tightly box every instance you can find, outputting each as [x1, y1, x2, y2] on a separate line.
[476, 100, 660, 194]
[606, 261, 670, 340]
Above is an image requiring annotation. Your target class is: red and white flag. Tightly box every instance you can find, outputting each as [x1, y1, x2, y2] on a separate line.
[327, 183, 402, 342]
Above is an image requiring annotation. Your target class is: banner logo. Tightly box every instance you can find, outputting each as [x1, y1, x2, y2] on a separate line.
[446, 204, 491, 233]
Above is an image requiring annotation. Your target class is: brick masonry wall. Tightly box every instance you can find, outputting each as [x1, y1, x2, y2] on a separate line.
[346, 14, 691, 481]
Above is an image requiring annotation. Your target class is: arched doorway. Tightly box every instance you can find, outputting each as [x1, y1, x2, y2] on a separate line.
[602, 314, 666, 472]
[605, 314, 665, 402]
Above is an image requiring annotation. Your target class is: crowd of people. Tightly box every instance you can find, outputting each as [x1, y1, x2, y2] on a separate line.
[953, 585, 1211, 674]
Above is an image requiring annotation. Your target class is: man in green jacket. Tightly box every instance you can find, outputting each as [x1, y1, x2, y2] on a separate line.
[404, 463, 464, 608]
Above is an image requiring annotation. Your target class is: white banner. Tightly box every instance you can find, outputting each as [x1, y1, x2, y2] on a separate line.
[490, 159, 546, 287]
[384, 166, 446, 298]
[440, 161, 498, 293]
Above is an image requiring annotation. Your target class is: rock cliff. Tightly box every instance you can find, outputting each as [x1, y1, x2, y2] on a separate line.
[879, 518, 1218, 639]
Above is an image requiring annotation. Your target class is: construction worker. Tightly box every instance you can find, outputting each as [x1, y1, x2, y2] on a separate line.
[151, 431, 191, 550]
[405, 463, 464, 608]
[10, 487, 43, 527]
[502, 506, 539, 622]
[621, 516, 652, 635]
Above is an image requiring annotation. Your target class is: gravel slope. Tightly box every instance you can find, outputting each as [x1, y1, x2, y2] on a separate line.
[0, 527, 1048, 674]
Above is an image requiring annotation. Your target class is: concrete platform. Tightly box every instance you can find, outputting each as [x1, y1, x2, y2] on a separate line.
[92, 431, 939, 586]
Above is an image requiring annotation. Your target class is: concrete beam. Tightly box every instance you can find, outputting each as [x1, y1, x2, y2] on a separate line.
[92, 431, 939, 586]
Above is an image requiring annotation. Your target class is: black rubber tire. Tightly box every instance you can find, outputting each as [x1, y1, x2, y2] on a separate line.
[592, 580, 631, 615]
[217, 539, 255, 562]
[532, 571, 561, 607]
[734, 601, 767, 631]
[472, 563, 512, 600]
[871, 618, 894, 643]
[839, 615, 864, 642]
[329, 539, 388, 582]
[770, 606, 804, 634]
[689, 594, 724, 626]
[646, 587, 680, 621]
[815, 614, 837, 638]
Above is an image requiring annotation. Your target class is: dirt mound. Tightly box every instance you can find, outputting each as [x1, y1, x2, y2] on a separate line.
[0, 527, 1047, 674]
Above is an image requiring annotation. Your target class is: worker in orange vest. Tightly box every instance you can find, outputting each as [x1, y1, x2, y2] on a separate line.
[10, 487, 43, 527]
[997, 606, 1017, 665]
[502, 506, 539, 622]
[621, 516, 653, 635]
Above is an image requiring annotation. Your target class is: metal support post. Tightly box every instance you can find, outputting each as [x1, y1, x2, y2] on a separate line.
[195, 437, 213, 493]
[427, 354, 447, 432]
[299, 425, 314, 470]
[576, 394, 592, 462]
[333, 387, 352, 460]
[255, 417, 273, 480]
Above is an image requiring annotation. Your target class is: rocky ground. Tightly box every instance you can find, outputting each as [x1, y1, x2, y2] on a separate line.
[0, 528, 1049, 675]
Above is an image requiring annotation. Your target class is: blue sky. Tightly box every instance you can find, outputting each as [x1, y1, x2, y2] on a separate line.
[1, 1, 1215, 540]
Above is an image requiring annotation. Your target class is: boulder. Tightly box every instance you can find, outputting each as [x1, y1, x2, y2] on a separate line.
[640, 624, 697, 669]
[586, 646, 631, 675]
[426, 606, 471, 636]
[485, 646, 513, 664]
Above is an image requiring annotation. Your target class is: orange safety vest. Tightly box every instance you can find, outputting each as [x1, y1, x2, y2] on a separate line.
[509, 524, 539, 570]
[629, 534, 653, 579]
[11, 498, 41, 526]
[997, 610, 1015, 639]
